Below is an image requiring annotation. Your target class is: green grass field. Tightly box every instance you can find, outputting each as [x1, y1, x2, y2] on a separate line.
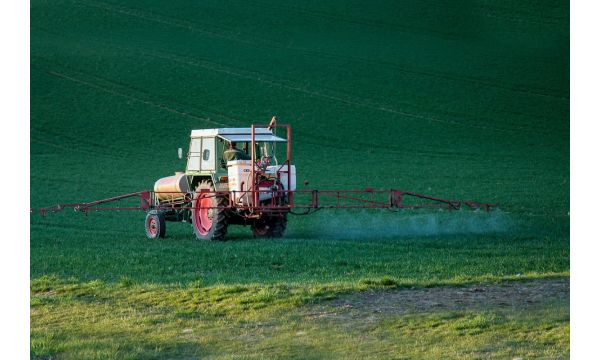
[31, 0, 569, 358]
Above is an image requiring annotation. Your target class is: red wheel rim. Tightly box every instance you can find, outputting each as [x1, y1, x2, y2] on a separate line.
[194, 194, 214, 236]
[147, 216, 158, 237]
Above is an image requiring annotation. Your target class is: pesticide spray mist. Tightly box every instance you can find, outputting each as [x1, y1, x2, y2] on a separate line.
[297, 208, 517, 239]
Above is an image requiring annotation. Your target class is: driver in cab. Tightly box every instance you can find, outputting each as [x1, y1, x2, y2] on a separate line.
[222, 141, 251, 163]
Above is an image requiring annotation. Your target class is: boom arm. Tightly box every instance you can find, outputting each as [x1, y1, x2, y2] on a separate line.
[31, 189, 494, 216]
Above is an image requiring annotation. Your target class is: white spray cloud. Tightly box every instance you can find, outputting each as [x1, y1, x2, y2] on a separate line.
[300, 209, 517, 239]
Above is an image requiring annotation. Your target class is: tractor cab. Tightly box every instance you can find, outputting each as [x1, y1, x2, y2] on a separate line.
[184, 127, 289, 192]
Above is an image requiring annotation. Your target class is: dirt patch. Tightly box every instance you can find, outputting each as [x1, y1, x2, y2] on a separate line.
[313, 278, 569, 319]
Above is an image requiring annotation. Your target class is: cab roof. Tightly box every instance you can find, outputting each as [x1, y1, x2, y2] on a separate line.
[190, 128, 286, 142]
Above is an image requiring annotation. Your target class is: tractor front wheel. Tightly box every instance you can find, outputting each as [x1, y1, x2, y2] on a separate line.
[191, 180, 229, 241]
[145, 210, 166, 239]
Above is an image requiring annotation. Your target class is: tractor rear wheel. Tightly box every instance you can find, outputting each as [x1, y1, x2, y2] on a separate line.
[252, 214, 288, 238]
[191, 180, 229, 241]
[145, 210, 166, 239]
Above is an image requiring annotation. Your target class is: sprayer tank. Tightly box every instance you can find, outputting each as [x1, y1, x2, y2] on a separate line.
[153, 173, 190, 202]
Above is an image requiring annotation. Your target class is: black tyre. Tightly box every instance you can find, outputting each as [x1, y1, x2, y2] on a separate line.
[252, 214, 288, 238]
[251, 181, 288, 238]
[145, 210, 166, 239]
[191, 180, 229, 241]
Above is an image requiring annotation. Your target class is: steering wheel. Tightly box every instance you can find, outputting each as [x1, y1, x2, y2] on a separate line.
[261, 155, 272, 166]
[256, 155, 272, 171]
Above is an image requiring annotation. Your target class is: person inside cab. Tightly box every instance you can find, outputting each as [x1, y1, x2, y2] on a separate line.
[222, 141, 251, 164]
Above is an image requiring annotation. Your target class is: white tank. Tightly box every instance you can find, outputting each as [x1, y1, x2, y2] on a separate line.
[153, 173, 190, 202]
[227, 160, 253, 203]
[227, 161, 296, 204]
[266, 165, 296, 191]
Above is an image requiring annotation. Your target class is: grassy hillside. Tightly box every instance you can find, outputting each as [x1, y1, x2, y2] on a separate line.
[31, 0, 569, 358]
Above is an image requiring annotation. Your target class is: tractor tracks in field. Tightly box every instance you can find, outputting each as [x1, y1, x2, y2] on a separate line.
[32, 7, 567, 137]
[40, 38, 553, 138]
[32, 16, 566, 154]
[232, 0, 468, 41]
[43, 69, 229, 128]
[30, 136, 126, 162]
[146, 51, 564, 136]
[236, 0, 569, 94]
[33, 60, 240, 130]
[30, 125, 148, 163]
[34, 62, 517, 161]
[32, 59, 559, 161]
[475, 2, 568, 26]
[75, 0, 271, 48]
[31, 64, 239, 160]
[31, 53, 245, 128]
[246, 0, 567, 31]
[30, 126, 139, 162]
[74, 0, 568, 102]
[149, 52, 495, 132]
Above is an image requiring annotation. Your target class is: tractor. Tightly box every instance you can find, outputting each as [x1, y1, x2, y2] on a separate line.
[32, 118, 494, 240]
[146, 122, 295, 240]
